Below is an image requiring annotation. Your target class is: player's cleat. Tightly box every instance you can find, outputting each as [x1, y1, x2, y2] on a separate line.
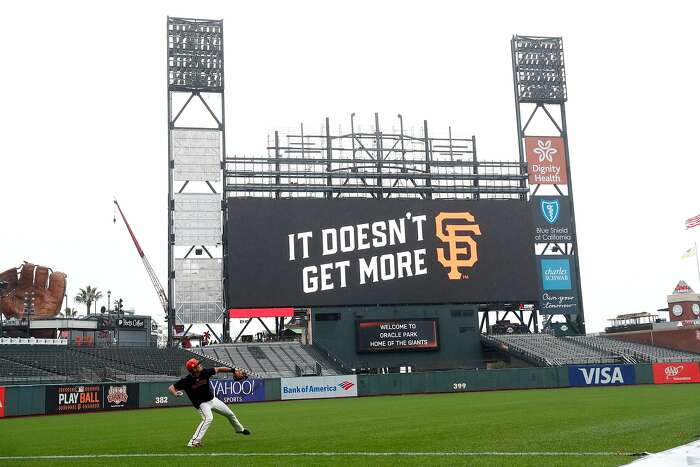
[187, 442, 202, 448]
[237, 429, 251, 435]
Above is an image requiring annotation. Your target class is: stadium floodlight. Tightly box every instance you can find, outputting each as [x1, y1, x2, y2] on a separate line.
[167, 17, 224, 92]
[512, 35, 567, 103]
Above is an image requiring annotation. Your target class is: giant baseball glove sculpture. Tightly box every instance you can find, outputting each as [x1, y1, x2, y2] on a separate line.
[0, 263, 67, 319]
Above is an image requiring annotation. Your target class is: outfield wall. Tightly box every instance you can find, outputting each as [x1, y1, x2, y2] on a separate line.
[1, 362, 697, 418]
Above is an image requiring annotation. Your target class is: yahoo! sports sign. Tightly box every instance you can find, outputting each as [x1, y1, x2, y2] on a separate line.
[226, 199, 537, 307]
[209, 378, 265, 403]
[280, 375, 358, 400]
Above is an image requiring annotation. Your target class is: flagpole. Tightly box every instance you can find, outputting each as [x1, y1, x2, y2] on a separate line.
[695, 241, 700, 286]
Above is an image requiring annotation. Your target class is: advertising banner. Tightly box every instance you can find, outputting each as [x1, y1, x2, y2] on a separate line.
[0, 387, 4, 418]
[357, 319, 439, 352]
[568, 365, 636, 387]
[652, 362, 700, 384]
[45, 384, 139, 414]
[525, 136, 568, 185]
[227, 199, 537, 307]
[46, 385, 103, 414]
[117, 318, 145, 329]
[281, 375, 358, 400]
[104, 384, 139, 410]
[209, 378, 265, 403]
[537, 256, 580, 315]
[531, 196, 572, 243]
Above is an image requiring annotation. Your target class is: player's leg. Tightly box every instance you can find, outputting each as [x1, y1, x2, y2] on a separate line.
[210, 397, 249, 434]
[188, 401, 214, 447]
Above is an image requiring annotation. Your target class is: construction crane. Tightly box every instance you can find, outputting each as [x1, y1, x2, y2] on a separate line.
[113, 199, 169, 317]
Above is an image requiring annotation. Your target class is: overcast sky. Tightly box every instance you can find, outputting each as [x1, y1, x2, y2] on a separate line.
[2, 0, 700, 335]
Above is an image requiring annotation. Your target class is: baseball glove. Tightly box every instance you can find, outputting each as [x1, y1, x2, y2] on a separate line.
[0, 263, 67, 319]
[233, 369, 248, 381]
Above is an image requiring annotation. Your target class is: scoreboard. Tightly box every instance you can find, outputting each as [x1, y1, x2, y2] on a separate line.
[356, 319, 439, 352]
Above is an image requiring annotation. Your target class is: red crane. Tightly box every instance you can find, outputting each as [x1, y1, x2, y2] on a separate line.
[113, 199, 168, 316]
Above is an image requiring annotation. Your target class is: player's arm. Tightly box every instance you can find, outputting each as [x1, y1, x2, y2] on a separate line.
[214, 367, 233, 374]
[168, 384, 183, 396]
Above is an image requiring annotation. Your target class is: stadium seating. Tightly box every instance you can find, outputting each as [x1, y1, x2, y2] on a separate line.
[483, 333, 700, 366]
[482, 333, 623, 366]
[567, 335, 700, 363]
[0, 355, 67, 383]
[0, 346, 222, 384]
[192, 342, 342, 378]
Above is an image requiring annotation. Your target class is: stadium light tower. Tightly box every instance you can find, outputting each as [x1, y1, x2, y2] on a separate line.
[511, 35, 585, 334]
[167, 17, 227, 347]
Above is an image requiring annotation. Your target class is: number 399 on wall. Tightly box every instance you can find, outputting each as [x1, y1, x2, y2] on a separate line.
[452, 382, 467, 391]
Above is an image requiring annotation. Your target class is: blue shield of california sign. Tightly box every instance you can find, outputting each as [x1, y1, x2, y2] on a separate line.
[530, 196, 572, 243]
[540, 199, 560, 224]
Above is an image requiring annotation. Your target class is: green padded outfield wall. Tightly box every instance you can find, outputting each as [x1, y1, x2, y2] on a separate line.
[312, 304, 482, 371]
[264, 378, 281, 401]
[0, 364, 675, 418]
[357, 367, 569, 396]
[138, 382, 191, 409]
[3, 385, 45, 417]
[634, 364, 653, 385]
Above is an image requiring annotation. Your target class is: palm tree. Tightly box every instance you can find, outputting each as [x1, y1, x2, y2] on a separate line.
[74, 286, 102, 315]
[64, 307, 79, 318]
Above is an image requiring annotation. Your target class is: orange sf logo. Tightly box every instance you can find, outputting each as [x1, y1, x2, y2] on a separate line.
[435, 212, 481, 280]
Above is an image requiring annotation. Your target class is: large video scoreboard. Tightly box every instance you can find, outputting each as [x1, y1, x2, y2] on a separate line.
[226, 199, 538, 307]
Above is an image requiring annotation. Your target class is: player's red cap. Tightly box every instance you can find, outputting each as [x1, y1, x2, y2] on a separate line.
[185, 358, 200, 372]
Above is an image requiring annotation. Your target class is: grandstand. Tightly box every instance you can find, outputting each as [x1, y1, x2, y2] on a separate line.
[191, 342, 342, 378]
[4, 332, 700, 386]
[482, 333, 622, 366]
[569, 335, 700, 364]
[482, 333, 700, 366]
[0, 345, 226, 385]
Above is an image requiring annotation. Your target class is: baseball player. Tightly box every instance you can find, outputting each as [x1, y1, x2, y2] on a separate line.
[168, 358, 251, 448]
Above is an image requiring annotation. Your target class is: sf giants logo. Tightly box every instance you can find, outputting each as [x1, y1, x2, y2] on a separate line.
[435, 212, 481, 280]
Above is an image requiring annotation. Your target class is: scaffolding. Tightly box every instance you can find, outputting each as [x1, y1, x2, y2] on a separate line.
[224, 114, 526, 200]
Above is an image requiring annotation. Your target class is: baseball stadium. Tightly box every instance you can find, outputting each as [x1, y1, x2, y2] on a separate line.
[1, 15, 700, 467]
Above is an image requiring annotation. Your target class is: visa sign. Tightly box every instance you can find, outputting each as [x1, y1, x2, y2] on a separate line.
[568, 365, 635, 387]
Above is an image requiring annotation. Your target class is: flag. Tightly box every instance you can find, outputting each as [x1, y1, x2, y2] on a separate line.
[681, 246, 696, 259]
[686, 215, 700, 229]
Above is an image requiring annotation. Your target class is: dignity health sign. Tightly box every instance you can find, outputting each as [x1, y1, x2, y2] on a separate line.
[525, 137, 568, 185]
[281, 375, 358, 400]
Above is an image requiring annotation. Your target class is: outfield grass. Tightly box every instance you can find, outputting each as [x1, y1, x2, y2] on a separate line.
[1, 384, 699, 466]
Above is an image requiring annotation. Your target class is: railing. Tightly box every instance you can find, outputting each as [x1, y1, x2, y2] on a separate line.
[0, 338, 68, 346]
[189, 347, 261, 379]
[294, 362, 322, 377]
[311, 342, 352, 374]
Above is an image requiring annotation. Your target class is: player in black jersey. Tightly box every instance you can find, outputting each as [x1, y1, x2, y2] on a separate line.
[168, 358, 251, 447]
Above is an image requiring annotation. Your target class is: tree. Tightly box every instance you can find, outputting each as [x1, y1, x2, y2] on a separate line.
[58, 307, 78, 318]
[74, 286, 102, 315]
